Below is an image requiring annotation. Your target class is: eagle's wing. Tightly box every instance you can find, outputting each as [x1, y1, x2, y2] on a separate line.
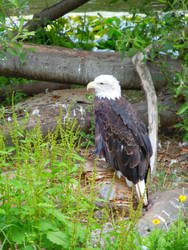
[95, 97, 152, 184]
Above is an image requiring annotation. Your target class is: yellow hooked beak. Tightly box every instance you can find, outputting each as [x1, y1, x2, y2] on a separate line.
[87, 81, 97, 91]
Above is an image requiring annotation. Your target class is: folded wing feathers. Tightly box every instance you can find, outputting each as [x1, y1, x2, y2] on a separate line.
[94, 97, 151, 198]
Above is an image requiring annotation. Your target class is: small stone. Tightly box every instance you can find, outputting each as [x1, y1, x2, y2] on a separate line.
[99, 183, 115, 201]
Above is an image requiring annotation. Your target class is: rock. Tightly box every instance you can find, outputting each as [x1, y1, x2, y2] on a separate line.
[99, 183, 115, 201]
[89, 222, 114, 248]
[137, 188, 188, 236]
[88, 186, 188, 247]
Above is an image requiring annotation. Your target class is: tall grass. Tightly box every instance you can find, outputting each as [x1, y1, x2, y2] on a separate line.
[0, 105, 143, 249]
[0, 107, 88, 248]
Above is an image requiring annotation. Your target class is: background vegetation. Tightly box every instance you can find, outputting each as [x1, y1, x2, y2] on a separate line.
[0, 0, 187, 140]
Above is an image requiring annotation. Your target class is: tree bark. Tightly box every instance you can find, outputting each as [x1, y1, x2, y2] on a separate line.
[0, 44, 182, 90]
[0, 81, 71, 101]
[24, 0, 90, 32]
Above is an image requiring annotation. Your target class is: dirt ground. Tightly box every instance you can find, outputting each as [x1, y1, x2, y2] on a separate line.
[151, 135, 188, 193]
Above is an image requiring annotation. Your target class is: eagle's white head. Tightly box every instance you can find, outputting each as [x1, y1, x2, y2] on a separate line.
[87, 75, 121, 100]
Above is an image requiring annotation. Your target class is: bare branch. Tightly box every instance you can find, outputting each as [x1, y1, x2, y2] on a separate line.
[132, 46, 158, 175]
[24, 0, 90, 31]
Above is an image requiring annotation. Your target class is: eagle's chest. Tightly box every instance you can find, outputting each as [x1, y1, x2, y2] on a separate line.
[94, 99, 125, 137]
[94, 100, 115, 122]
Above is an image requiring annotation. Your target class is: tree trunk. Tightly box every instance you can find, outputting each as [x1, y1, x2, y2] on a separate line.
[24, 0, 90, 32]
[0, 44, 182, 90]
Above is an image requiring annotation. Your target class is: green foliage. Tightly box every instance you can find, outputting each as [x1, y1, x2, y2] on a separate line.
[0, 104, 147, 249]
[173, 66, 188, 141]
[0, 0, 35, 106]
[117, 1, 188, 139]
[28, 7, 187, 57]
[80, 120, 95, 148]
[144, 205, 188, 250]
[28, 13, 131, 53]
[0, 0, 35, 59]
[79, 94, 95, 148]
[0, 77, 30, 106]
[158, 0, 188, 11]
[0, 1, 187, 247]
[0, 105, 89, 249]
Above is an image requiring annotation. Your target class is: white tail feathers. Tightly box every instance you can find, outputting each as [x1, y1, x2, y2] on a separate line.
[135, 180, 148, 206]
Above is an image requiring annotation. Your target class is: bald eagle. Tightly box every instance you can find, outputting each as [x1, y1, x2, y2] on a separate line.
[87, 75, 152, 206]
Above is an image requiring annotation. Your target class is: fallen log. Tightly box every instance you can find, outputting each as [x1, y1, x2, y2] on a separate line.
[0, 81, 71, 101]
[0, 44, 182, 90]
[1, 88, 181, 146]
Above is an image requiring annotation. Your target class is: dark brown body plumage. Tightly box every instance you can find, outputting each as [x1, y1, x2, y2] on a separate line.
[94, 96, 152, 184]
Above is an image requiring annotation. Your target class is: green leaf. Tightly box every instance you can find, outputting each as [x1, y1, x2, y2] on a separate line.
[0, 51, 7, 59]
[20, 246, 33, 250]
[38, 220, 58, 232]
[10, 179, 24, 189]
[177, 103, 188, 115]
[8, 0, 17, 7]
[7, 146, 16, 153]
[25, 47, 36, 52]
[19, 0, 29, 9]
[127, 48, 137, 57]
[184, 53, 188, 61]
[47, 231, 70, 248]
[174, 123, 183, 128]
[7, 47, 18, 56]
[53, 210, 68, 224]
[107, 29, 114, 39]
[183, 132, 188, 141]
[11, 228, 25, 244]
[37, 203, 54, 209]
[92, 25, 102, 32]
[72, 154, 86, 162]
[19, 16, 24, 33]
[20, 52, 26, 64]
[12, 42, 22, 50]
[0, 208, 6, 215]
[0, 150, 11, 155]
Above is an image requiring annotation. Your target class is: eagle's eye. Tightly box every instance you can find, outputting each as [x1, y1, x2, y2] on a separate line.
[100, 82, 104, 85]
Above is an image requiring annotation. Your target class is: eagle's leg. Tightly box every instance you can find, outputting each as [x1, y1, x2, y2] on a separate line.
[135, 180, 148, 206]
[125, 177, 133, 187]
[116, 170, 123, 179]
[116, 172, 134, 187]
[98, 157, 106, 161]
